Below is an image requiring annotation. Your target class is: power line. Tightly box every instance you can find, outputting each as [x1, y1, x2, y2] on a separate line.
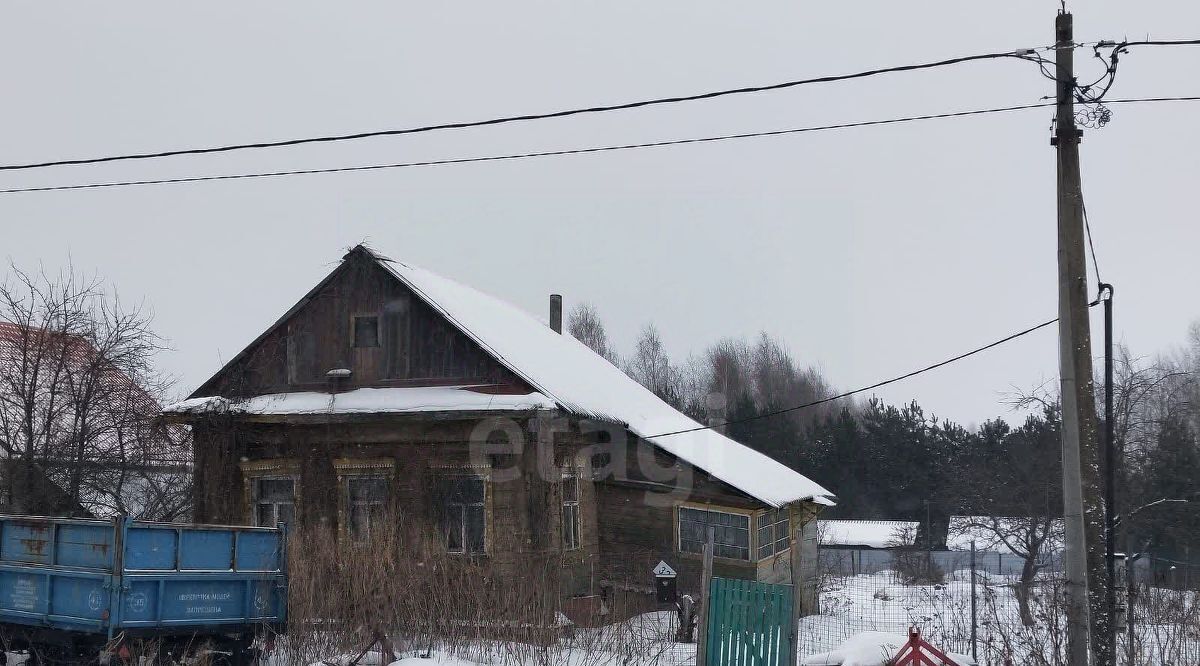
[1104, 95, 1200, 105]
[0, 49, 1047, 172]
[1082, 191, 1102, 288]
[646, 300, 1103, 439]
[0, 102, 1053, 195]
[5, 95, 1199, 196]
[1072, 39, 1200, 105]
[1079, 163, 1102, 287]
[1118, 39, 1200, 49]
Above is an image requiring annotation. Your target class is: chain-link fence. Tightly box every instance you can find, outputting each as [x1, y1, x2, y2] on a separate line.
[799, 560, 981, 660]
[817, 547, 1063, 579]
[798, 547, 1173, 665]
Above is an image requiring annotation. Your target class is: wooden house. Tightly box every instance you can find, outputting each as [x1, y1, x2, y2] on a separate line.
[165, 245, 834, 617]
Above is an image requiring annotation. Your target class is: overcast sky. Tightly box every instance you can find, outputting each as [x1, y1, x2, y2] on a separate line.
[2, 1, 1198, 427]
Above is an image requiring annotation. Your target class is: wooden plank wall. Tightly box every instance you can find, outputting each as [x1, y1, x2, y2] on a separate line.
[191, 417, 599, 591]
[205, 253, 525, 398]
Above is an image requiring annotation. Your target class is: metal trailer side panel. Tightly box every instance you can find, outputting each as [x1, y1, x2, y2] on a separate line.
[116, 519, 287, 632]
[118, 574, 286, 628]
[0, 516, 117, 634]
[0, 515, 287, 639]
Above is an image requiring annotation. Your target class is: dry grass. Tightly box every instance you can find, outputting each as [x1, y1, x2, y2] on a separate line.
[279, 524, 680, 666]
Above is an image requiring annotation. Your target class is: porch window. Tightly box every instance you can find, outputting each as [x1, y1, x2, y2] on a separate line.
[757, 508, 791, 559]
[254, 478, 295, 527]
[562, 473, 580, 550]
[678, 506, 751, 561]
[347, 477, 389, 543]
[440, 476, 486, 555]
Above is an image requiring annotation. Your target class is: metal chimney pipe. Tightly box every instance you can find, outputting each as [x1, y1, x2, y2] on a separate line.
[550, 294, 563, 334]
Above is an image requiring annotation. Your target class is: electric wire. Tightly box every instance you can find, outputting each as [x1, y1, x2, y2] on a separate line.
[0, 49, 1050, 172]
[646, 300, 1102, 439]
[0, 102, 1053, 195]
[1079, 160, 1103, 287]
[1074, 39, 1200, 106]
[4, 95, 1198, 196]
[1119, 39, 1200, 49]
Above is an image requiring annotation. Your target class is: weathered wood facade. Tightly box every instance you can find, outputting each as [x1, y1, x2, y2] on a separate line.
[172, 246, 830, 620]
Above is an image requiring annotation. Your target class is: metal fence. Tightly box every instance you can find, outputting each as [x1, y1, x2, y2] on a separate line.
[799, 547, 1158, 665]
[818, 547, 1064, 578]
[799, 563, 981, 660]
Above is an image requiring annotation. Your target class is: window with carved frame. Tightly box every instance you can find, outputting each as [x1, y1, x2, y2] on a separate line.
[561, 472, 581, 551]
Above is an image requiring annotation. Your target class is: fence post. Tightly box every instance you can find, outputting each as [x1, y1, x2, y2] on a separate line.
[790, 514, 801, 665]
[696, 526, 715, 666]
[1127, 556, 1136, 666]
[970, 540, 978, 663]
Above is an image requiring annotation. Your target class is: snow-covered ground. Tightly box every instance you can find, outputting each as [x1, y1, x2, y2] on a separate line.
[799, 631, 973, 666]
[277, 612, 694, 666]
[802, 570, 1200, 665]
[799, 570, 982, 658]
[260, 572, 1197, 666]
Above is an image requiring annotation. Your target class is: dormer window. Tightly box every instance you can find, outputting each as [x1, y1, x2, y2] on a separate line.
[353, 315, 380, 348]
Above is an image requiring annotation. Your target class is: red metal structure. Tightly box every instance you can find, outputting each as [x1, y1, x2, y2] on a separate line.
[891, 627, 961, 666]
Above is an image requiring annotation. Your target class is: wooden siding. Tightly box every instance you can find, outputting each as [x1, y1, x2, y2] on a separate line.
[590, 433, 763, 603]
[192, 417, 600, 588]
[200, 252, 525, 398]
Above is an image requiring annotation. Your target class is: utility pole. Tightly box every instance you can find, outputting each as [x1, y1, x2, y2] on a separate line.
[1126, 550, 1139, 666]
[1054, 11, 1108, 665]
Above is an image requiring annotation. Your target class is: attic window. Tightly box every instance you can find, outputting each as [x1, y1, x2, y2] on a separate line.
[353, 315, 380, 348]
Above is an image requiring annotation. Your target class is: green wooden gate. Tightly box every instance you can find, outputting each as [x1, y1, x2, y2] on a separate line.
[704, 577, 794, 666]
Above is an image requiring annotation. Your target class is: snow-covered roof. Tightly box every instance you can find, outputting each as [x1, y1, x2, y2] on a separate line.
[819, 520, 918, 548]
[372, 253, 834, 508]
[164, 386, 555, 416]
[180, 246, 834, 508]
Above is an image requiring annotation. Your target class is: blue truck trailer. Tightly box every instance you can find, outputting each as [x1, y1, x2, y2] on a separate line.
[0, 515, 287, 665]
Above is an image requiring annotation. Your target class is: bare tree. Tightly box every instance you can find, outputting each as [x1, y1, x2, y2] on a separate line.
[704, 338, 752, 406]
[0, 263, 96, 513]
[566, 303, 617, 364]
[0, 260, 189, 519]
[749, 333, 836, 430]
[625, 324, 683, 407]
[952, 514, 1063, 625]
[960, 402, 1064, 626]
